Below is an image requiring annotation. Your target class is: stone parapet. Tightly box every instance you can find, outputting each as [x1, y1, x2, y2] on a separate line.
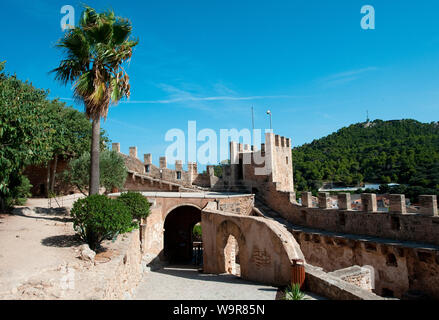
[337, 193, 351, 210]
[129, 146, 138, 159]
[389, 194, 407, 214]
[419, 195, 438, 216]
[112, 143, 120, 153]
[318, 192, 329, 209]
[159, 157, 167, 169]
[144, 154, 152, 165]
[361, 193, 377, 212]
[302, 192, 313, 208]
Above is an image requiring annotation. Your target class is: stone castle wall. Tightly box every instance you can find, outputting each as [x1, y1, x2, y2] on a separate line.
[112, 143, 214, 191]
[291, 227, 439, 299]
[260, 183, 439, 246]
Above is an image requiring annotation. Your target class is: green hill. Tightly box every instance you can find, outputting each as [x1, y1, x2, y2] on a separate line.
[292, 119, 439, 195]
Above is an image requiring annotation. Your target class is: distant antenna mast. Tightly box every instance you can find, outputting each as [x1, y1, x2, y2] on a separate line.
[366, 110, 370, 123]
[251, 106, 255, 146]
[251, 106, 255, 131]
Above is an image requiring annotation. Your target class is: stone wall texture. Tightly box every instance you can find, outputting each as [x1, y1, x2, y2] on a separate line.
[291, 228, 439, 299]
[304, 265, 384, 300]
[96, 229, 143, 300]
[202, 203, 304, 286]
[260, 184, 439, 246]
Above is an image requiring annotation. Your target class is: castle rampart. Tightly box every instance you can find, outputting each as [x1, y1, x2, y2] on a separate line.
[112, 143, 215, 191]
[259, 181, 439, 247]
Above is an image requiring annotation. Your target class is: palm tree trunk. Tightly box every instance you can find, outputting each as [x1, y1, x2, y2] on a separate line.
[50, 154, 58, 193]
[46, 161, 51, 197]
[89, 118, 101, 195]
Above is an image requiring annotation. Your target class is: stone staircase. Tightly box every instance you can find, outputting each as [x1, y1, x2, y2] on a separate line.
[254, 197, 288, 224]
[254, 197, 324, 236]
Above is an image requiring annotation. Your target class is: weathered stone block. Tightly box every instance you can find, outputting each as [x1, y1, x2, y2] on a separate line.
[361, 193, 377, 212]
[318, 192, 329, 209]
[112, 143, 120, 153]
[389, 194, 407, 214]
[129, 146, 137, 159]
[419, 195, 438, 216]
[144, 153, 152, 165]
[301, 192, 313, 208]
[338, 193, 351, 210]
[175, 160, 183, 171]
[159, 156, 167, 169]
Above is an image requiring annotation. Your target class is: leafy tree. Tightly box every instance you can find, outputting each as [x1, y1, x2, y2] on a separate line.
[0, 62, 54, 210]
[43, 100, 109, 195]
[52, 6, 138, 195]
[292, 119, 439, 195]
[63, 150, 127, 195]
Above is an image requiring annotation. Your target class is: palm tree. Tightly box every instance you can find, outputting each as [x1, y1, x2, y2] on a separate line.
[52, 6, 138, 195]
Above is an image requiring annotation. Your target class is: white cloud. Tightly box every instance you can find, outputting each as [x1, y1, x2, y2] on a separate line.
[320, 67, 378, 88]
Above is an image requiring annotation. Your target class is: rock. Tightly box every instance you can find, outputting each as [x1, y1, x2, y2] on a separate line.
[79, 244, 96, 262]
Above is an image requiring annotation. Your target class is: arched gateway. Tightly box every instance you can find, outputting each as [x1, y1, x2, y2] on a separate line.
[109, 192, 304, 286]
[164, 205, 201, 263]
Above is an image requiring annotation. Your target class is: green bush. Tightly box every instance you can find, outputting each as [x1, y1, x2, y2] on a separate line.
[70, 194, 137, 251]
[117, 191, 150, 221]
[193, 224, 202, 241]
[5, 175, 32, 208]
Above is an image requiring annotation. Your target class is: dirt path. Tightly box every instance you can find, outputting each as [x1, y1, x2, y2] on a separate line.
[0, 196, 94, 299]
[0, 204, 81, 298]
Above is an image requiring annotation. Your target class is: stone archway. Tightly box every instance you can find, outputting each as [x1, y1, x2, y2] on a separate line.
[163, 205, 201, 264]
[202, 203, 305, 286]
[216, 220, 248, 278]
[224, 234, 240, 276]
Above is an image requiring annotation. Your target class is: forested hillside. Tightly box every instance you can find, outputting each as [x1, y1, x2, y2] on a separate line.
[292, 119, 439, 194]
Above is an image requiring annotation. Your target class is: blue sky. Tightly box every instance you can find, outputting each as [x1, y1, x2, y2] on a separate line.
[1, 1, 439, 169]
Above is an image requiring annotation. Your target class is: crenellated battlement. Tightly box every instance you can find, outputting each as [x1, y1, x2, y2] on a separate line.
[259, 183, 439, 246]
[227, 132, 294, 193]
[230, 133, 292, 157]
[307, 192, 438, 216]
[111, 143, 212, 189]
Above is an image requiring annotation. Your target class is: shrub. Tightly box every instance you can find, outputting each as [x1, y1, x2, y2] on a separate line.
[4, 175, 32, 208]
[70, 194, 137, 250]
[117, 191, 150, 221]
[193, 224, 202, 241]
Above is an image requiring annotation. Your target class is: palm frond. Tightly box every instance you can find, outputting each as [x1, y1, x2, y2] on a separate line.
[51, 59, 85, 85]
[112, 18, 132, 45]
[53, 5, 138, 121]
[56, 28, 90, 63]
